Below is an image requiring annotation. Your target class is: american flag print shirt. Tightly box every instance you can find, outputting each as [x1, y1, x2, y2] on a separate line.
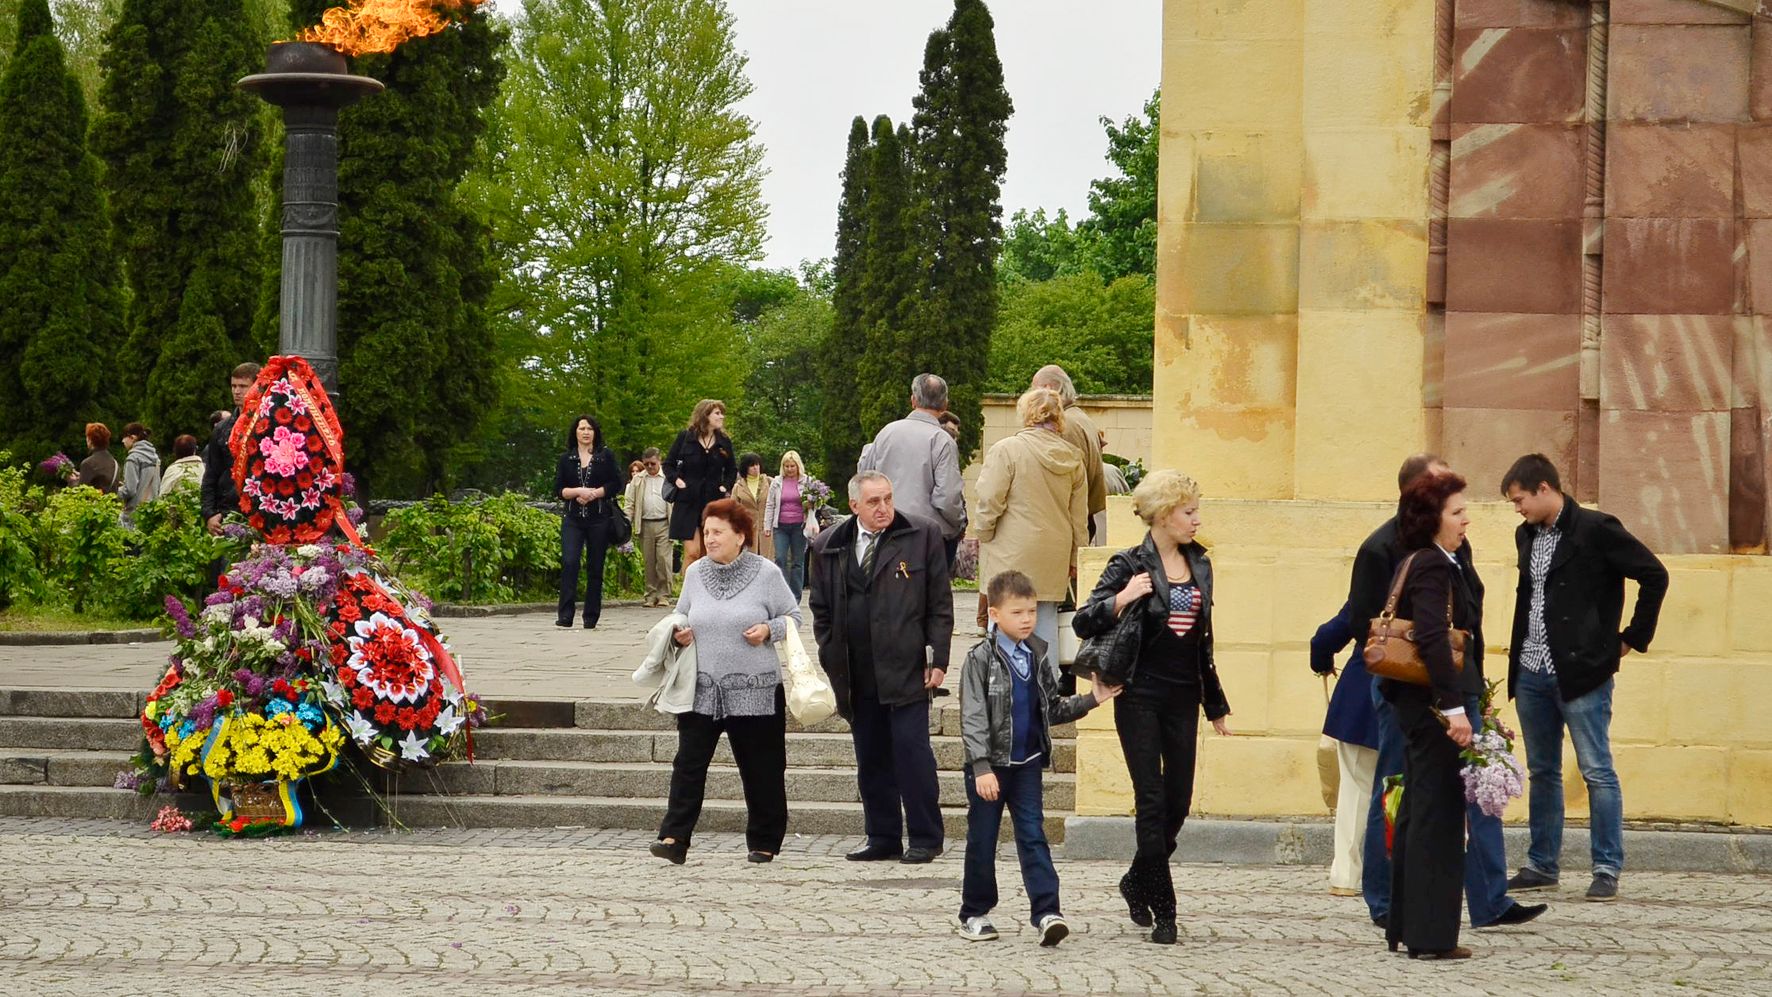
[1167, 581, 1201, 638]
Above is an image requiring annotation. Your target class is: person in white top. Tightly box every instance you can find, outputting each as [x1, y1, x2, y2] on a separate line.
[625, 447, 674, 607]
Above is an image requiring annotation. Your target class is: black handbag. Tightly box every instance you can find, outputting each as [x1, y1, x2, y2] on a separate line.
[604, 498, 633, 546]
[661, 477, 679, 503]
[1071, 595, 1147, 685]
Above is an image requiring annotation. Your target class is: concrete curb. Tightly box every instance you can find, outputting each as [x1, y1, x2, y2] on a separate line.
[0, 629, 162, 647]
[1063, 816, 1772, 874]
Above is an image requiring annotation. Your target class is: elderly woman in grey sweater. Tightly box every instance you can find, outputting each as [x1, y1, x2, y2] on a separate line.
[653, 498, 801, 865]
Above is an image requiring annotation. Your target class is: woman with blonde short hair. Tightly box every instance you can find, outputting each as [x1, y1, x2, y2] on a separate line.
[764, 449, 816, 600]
[1072, 469, 1234, 944]
[974, 388, 1088, 651]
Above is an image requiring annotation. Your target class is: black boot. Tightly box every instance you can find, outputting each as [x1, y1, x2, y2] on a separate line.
[1119, 870, 1153, 927]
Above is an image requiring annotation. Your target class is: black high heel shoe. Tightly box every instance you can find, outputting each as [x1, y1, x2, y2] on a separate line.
[649, 839, 688, 865]
[1149, 920, 1177, 945]
[1119, 874, 1153, 927]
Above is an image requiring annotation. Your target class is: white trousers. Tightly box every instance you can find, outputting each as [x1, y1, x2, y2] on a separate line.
[1328, 739, 1378, 891]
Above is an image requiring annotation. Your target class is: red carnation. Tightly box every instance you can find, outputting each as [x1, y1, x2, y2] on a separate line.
[229, 816, 248, 832]
[306, 435, 323, 453]
[294, 414, 313, 432]
[297, 472, 314, 489]
[395, 707, 420, 731]
[274, 407, 293, 425]
[374, 702, 396, 724]
[215, 689, 234, 708]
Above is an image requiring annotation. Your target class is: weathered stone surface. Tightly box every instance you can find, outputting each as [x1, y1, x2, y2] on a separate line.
[0, 690, 138, 719]
[1449, 122, 1585, 219]
[1607, 122, 1736, 218]
[1453, 0, 1587, 29]
[0, 717, 140, 752]
[0, 755, 46, 785]
[1613, 0, 1752, 25]
[1602, 217, 1737, 313]
[1446, 218, 1583, 313]
[1442, 311, 1582, 410]
[1441, 406, 1579, 495]
[1598, 409, 1732, 553]
[1730, 406, 1767, 549]
[1609, 24, 1752, 123]
[1753, 19, 1772, 121]
[1738, 125, 1772, 217]
[1600, 313, 1735, 411]
[1451, 27, 1587, 124]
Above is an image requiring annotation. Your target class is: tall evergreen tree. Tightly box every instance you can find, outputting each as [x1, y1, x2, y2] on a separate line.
[93, 0, 269, 441]
[0, 0, 122, 457]
[282, 0, 505, 498]
[910, 0, 1011, 460]
[854, 117, 923, 439]
[821, 116, 872, 481]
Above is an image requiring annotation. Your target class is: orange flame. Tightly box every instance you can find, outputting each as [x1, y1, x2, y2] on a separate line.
[296, 0, 485, 57]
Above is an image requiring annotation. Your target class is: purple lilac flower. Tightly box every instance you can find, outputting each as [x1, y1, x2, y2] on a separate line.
[272, 617, 296, 641]
[221, 522, 256, 540]
[347, 507, 365, 526]
[114, 771, 144, 791]
[189, 695, 219, 731]
[205, 590, 233, 608]
[261, 571, 299, 599]
[340, 473, 357, 498]
[163, 596, 198, 639]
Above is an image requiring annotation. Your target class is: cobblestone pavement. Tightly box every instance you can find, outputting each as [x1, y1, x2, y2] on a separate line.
[0, 594, 984, 700]
[2, 819, 1766, 996]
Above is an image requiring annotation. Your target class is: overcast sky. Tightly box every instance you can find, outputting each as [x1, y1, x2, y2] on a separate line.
[488, 0, 1161, 272]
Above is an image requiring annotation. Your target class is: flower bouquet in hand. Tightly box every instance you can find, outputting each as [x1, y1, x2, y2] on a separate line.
[1460, 679, 1525, 817]
[800, 476, 835, 529]
[38, 452, 76, 485]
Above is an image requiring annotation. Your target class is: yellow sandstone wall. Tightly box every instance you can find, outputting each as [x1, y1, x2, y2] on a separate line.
[1073, 0, 1770, 827]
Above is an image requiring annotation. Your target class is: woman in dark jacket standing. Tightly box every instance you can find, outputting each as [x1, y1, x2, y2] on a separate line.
[1073, 469, 1231, 945]
[1380, 471, 1480, 960]
[665, 399, 737, 572]
[555, 415, 624, 629]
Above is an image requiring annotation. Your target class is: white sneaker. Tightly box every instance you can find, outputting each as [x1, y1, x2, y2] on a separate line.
[957, 916, 999, 941]
[1038, 914, 1070, 947]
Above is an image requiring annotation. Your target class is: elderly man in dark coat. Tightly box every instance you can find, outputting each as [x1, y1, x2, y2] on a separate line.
[809, 470, 954, 864]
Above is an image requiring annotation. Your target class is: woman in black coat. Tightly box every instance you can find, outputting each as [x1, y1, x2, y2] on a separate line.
[664, 399, 737, 571]
[1073, 469, 1231, 945]
[1380, 470, 1480, 960]
[554, 415, 624, 629]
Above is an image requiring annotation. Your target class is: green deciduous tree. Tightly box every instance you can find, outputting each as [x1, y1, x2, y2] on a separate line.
[999, 207, 1085, 284]
[727, 263, 832, 480]
[0, 0, 122, 458]
[820, 115, 871, 481]
[478, 0, 766, 472]
[94, 0, 270, 442]
[985, 273, 1154, 396]
[1077, 88, 1159, 281]
[908, 0, 1012, 461]
[282, 0, 505, 499]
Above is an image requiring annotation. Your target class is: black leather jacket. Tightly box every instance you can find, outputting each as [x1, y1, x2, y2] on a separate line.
[959, 633, 1097, 776]
[1073, 534, 1230, 720]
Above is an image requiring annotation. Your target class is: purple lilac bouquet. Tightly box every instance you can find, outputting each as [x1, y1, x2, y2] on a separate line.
[38, 452, 76, 483]
[1460, 679, 1525, 817]
[800, 476, 833, 511]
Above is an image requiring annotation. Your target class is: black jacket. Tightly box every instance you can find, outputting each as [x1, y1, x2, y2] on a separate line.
[1350, 516, 1486, 680]
[664, 429, 737, 540]
[1072, 534, 1230, 720]
[1507, 495, 1668, 702]
[808, 511, 953, 716]
[199, 416, 236, 520]
[553, 446, 623, 522]
[959, 633, 1096, 776]
[1381, 548, 1484, 712]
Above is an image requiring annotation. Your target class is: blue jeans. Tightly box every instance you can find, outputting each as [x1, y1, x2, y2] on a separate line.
[960, 764, 1061, 926]
[772, 522, 807, 600]
[1515, 666, 1623, 878]
[1363, 680, 1512, 925]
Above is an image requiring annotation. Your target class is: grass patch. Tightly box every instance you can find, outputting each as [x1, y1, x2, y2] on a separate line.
[0, 606, 158, 633]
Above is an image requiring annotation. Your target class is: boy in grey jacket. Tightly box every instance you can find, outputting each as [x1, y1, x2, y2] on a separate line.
[957, 570, 1119, 945]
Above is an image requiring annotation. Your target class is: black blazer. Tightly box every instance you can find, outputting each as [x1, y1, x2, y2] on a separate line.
[1507, 496, 1668, 702]
[1072, 534, 1230, 720]
[553, 446, 623, 521]
[1383, 547, 1483, 712]
[807, 511, 954, 716]
[664, 429, 736, 540]
[199, 416, 237, 519]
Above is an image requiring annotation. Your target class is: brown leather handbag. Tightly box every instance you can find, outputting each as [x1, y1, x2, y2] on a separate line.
[1363, 551, 1468, 686]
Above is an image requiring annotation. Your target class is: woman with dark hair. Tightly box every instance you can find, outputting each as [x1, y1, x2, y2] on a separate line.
[76, 423, 118, 493]
[731, 451, 773, 560]
[653, 498, 799, 865]
[1072, 469, 1230, 945]
[665, 399, 737, 572]
[554, 415, 623, 629]
[160, 434, 204, 496]
[117, 422, 162, 524]
[1382, 470, 1480, 960]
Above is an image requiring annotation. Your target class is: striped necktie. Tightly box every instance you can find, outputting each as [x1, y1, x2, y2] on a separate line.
[860, 531, 879, 577]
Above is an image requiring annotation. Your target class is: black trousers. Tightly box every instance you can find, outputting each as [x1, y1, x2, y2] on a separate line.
[658, 687, 788, 853]
[1387, 684, 1466, 953]
[1114, 680, 1201, 921]
[557, 516, 609, 627]
[850, 691, 944, 851]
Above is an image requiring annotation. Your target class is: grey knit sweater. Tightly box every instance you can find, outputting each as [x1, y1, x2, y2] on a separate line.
[675, 551, 801, 719]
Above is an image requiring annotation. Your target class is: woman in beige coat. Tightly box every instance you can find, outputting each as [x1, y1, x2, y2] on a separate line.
[974, 388, 1088, 650]
[732, 452, 774, 560]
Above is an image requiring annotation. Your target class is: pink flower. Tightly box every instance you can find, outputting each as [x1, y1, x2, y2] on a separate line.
[259, 426, 310, 476]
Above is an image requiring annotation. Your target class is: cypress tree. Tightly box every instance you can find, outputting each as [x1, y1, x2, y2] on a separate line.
[0, 0, 122, 457]
[910, 0, 1011, 460]
[821, 116, 871, 480]
[93, 0, 269, 441]
[283, 1, 505, 498]
[855, 117, 923, 439]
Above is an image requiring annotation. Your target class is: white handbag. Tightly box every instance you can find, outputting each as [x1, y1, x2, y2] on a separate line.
[780, 625, 838, 725]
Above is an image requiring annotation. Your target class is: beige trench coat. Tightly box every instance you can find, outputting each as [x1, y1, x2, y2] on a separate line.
[974, 427, 1088, 601]
[732, 473, 774, 560]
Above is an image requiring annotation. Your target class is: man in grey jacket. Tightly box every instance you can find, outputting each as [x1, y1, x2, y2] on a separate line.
[858, 373, 968, 567]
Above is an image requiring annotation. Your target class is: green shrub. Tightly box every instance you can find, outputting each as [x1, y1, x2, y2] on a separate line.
[111, 487, 236, 620]
[38, 485, 127, 613]
[0, 456, 47, 609]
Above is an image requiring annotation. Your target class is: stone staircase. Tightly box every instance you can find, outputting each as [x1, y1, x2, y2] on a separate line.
[0, 689, 1075, 840]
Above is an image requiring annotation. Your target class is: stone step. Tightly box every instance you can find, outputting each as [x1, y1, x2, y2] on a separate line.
[0, 716, 141, 751]
[573, 698, 1077, 739]
[472, 728, 1076, 773]
[0, 749, 134, 787]
[0, 689, 141, 719]
[0, 784, 208, 821]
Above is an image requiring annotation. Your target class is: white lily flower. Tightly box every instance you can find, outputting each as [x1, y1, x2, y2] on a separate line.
[345, 712, 376, 744]
[399, 730, 431, 762]
[435, 705, 463, 736]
